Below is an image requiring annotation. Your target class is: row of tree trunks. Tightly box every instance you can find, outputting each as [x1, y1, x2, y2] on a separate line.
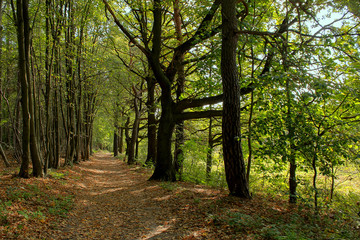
[102, 0, 251, 195]
[12, 0, 97, 177]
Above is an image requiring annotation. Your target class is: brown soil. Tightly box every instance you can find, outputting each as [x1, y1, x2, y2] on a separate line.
[53, 152, 227, 240]
[3, 152, 355, 240]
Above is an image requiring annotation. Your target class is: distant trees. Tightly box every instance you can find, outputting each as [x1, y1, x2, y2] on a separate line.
[0, 0, 110, 176]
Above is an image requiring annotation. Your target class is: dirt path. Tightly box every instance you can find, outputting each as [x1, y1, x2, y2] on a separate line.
[56, 153, 222, 240]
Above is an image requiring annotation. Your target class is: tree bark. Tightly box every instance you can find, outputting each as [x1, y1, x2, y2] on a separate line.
[113, 128, 118, 157]
[64, 0, 76, 166]
[173, 0, 185, 179]
[128, 85, 141, 165]
[43, 0, 52, 174]
[145, 76, 157, 166]
[25, 0, 43, 177]
[221, 0, 250, 198]
[0, 143, 10, 167]
[148, 0, 177, 181]
[149, 89, 176, 181]
[16, 0, 31, 178]
[119, 126, 124, 154]
[124, 116, 130, 161]
[206, 115, 213, 182]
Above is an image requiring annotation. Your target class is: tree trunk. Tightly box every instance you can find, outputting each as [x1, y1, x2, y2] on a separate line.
[149, 90, 176, 181]
[0, 143, 10, 167]
[284, 44, 297, 204]
[173, 0, 185, 179]
[148, 0, 176, 181]
[128, 86, 141, 165]
[124, 116, 130, 161]
[52, 44, 61, 169]
[246, 91, 254, 183]
[330, 164, 335, 200]
[206, 116, 213, 182]
[43, 0, 52, 174]
[25, 0, 43, 177]
[119, 126, 124, 154]
[113, 128, 119, 157]
[16, 0, 31, 178]
[64, 0, 76, 166]
[221, 0, 250, 198]
[145, 77, 157, 166]
[312, 144, 319, 210]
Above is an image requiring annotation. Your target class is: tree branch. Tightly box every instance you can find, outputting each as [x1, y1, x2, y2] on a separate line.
[102, 0, 149, 56]
[175, 110, 223, 122]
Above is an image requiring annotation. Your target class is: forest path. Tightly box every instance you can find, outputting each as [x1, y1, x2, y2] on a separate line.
[57, 152, 222, 240]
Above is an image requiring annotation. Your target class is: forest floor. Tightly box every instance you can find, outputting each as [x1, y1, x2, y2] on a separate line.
[1, 152, 360, 239]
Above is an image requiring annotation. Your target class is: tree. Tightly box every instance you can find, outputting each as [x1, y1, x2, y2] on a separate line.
[14, 0, 43, 177]
[0, 142, 10, 167]
[220, 0, 250, 198]
[102, 0, 227, 181]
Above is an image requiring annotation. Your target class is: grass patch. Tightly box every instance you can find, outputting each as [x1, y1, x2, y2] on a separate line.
[159, 182, 178, 191]
[48, 169, 68, 180]
[0, 166, 75, 239]
[48, 195, 74, 217]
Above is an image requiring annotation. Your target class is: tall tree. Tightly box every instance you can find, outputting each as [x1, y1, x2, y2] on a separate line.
[102, 0, 226, 181]
[221, 0, 250, 198]
[14, 0, 43, 177]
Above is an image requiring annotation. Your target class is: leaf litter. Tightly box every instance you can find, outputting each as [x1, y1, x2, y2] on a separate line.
[1, 152, 359, 239]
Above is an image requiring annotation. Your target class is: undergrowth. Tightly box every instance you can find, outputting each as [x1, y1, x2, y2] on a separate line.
[0, 167, 75, 238]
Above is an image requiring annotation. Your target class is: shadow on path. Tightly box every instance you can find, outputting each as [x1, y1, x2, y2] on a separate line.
[58, 153, 221, 240]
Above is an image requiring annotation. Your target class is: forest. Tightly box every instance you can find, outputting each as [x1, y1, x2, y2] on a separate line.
[0, 0, 360, 239]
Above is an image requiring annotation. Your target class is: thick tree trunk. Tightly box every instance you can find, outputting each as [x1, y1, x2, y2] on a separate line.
[64, 0, 76, 166]
[148, 0, 176, 181]
[149, 90, 176, 181]
[16, 0, 31, 178]
[145, 77, 157, 166]
[113, 128, 118, 157]
[128, 91, 141, 165]
[119, 127, 124, 154]
[221, 0, 250, 198]
[173, 0, 185, 179]
[25, 0, 43, 177]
